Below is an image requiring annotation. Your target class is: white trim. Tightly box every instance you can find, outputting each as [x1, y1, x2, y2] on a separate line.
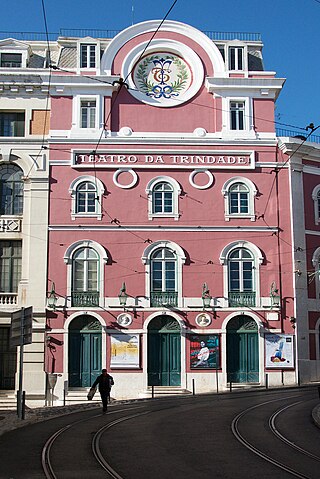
[101, 20, 225, 76]
[76, 38, 100, 72]
[145, 176, 181, 220]
[221, 176, 257, 221]
[312, 247, 320, 301]
[141, 240, 186, 308]
[314, 318, 320, 360]
[71, 94, 103, 135]
[113, 168, 138, 189]
[221, 96, 254, 136]
[189, 169, 214, 190]
[69, 175, 105, 220]
[220, 241, 264, 308]
[311, 184, 320, 225]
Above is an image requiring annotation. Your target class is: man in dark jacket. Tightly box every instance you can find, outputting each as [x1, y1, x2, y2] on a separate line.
[92, 369, 114, 413]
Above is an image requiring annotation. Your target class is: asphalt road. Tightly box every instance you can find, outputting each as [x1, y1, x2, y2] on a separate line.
[0, 387, 319, 479]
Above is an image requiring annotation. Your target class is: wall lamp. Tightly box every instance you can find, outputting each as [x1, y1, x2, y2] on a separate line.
[118, 282, 128, 308]
[202, 282, 212, 309]
[270, 281, 281, 308]
[47, 283, 58, 311]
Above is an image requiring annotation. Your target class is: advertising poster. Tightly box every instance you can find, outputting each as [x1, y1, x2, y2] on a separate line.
[190, 334, 220, 369]
[110, 334, 140, 369]
[265, 334, 295, 369]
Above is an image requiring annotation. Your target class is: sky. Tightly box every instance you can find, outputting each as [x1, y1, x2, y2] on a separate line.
[1, 0, 319, 134]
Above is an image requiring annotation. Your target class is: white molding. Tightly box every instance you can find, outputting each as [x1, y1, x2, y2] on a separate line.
[145, 176, 181, 220]
[51, 225, 278, 233]
[221, 176, 257, 221]
[69, 175, 105, 220]
[113, 168, 138, 189]
[312, 184, 320, 225]
[189, 169, 214, 190]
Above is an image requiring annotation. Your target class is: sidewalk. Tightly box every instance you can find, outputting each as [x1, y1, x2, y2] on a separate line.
[312, 404, 320, 429]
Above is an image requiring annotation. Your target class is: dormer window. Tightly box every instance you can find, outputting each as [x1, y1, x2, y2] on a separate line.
[0, 53, 22, 68]
[228, 46, 244, 71]
[80, 44, 96, 68]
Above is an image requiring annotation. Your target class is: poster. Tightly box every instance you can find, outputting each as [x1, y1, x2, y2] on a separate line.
[110, 334, 140, 369]
[265, 334, 295, 369]
[190, 334, 220, 369]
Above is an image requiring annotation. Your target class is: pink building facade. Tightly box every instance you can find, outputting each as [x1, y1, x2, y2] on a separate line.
[45, 20, 298, 401]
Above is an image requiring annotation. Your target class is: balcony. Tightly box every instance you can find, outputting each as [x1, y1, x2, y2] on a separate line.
[228, 292, 256, 307]
[0, 293, 18, 306]
[71, 291, 99, 307]
[150, 291, 178, 308]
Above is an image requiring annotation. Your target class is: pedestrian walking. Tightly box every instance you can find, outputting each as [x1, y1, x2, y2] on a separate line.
[91, 369, 114, 413]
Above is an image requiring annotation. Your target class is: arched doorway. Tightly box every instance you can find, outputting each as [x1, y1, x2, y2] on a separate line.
[226, 316, 259, 383]
[68, 315, 102, 387]
[147, 316, 181, 386]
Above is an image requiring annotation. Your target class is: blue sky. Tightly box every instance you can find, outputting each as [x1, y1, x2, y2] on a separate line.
[1, 0, 318, 133]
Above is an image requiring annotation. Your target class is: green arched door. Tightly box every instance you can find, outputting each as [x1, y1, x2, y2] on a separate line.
[227, 316, 259, 383]
[68, 316, 102, 387]
[148, 316, 181, 386]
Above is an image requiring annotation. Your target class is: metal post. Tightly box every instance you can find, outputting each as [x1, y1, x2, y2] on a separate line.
[215, 368, 219, 394]
[265, 373, 268, 390]
[63, 388, 66, 406]
[17, 308, 25, 419]
[192, 378, 195, 395]
[281, 369, 284, 386]
[318, 386, 320, 399]
[21, 391, 26, 420]
[152, 385, 154, 398]
[229, 381, 232, 393]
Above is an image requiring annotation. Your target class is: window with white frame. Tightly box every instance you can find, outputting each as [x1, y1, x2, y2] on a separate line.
[222, 177, 257, 221]
[312, 247, 320, 299]
[228, 46, 244, 71]
[312, 185, 320, 225]
[0, 240, 22, 293]
[80, 100, 96, 128]
[220, 241, 263, 308]
[146, 177, 181, 220]
[64, 240, 108, 308]
[0, 53, 22, 68]
[69, 176, 104, 220]
[0, 164, 24, 215]
[0, 112, 25, 137]
[80, 44, 96, 68]
[142, 240, 186, 308]
[230, 101, 245, 130]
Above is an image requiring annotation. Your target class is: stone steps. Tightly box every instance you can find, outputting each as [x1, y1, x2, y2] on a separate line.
[139, 387, 192, 398]
[0, 391, 16, 410]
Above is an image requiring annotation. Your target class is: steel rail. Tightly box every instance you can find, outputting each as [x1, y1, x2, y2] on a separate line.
[231, 394, 312, 479]
[269, 400, 320, 463]
[41, 406, 144, 478]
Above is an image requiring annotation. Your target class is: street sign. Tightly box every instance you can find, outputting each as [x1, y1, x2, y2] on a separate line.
[10, 307, 33, 347]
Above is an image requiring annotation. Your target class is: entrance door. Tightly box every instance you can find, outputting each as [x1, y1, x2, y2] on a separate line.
[227, 316, 259, 383]
[0, 327, 16, 389]
[148, 316, 181, 386]
[68, 316, 102, 387]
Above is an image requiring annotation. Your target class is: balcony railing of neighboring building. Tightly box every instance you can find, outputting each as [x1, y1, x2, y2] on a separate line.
[150, 291, 178, 308]
[0, 293, 18, 306]
[276, 128, 320, 144]
[0, 29, 261, 42]
[71, 291, 99, 307]
[228, 292, 256, 307]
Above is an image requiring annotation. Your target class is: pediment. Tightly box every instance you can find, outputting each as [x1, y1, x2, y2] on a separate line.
[0, 38, 30, 51]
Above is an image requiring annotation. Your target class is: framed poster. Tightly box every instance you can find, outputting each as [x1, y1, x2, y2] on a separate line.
[265, 334, 295, 369]
[110, 333, 140, 369]
[190, 334, 220, 369]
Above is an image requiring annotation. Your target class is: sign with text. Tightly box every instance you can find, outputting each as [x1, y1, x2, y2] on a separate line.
[10, 306, 33, 347]
[72, 150, 255, 169]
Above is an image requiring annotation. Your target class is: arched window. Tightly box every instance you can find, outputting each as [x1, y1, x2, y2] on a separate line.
[222, 177, 257, 221]
[220, 241, 264, 308]
[64, 240, 108, 308]
[311, 247, 320, 299]
[146, 177, 181, 220]
[69, 176, 104, 220]
[76, 182, 97, 214]
[0, 164, 24, 215]
[142, 240, 186, 307]
[150, 248, 177, 307]
[312, 185, 320, 225]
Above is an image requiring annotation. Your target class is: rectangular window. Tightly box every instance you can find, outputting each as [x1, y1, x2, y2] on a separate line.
[1, 53, 22, 68]
[0, 112, 25, 137]
[229, 47, 243, 70]
[0, 241, 22, 292]
[230, 102, 245, 130]
[80, 100, 96, 128]
[80, 44, 96, 68]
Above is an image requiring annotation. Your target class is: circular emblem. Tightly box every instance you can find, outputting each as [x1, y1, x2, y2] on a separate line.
[117, 313, 132, 327]
[195, 313, 211, 327]
[133, 53, 192, 102]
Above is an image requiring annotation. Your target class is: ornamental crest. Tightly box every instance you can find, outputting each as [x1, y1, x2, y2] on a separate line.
[134, 53, 191, 101]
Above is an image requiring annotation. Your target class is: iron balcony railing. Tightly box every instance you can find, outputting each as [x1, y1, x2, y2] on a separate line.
[150, 291, 178, 307]
[72, 291, 99, 307]
[276, 128, 320, 144]
[228, 292, 256, 307]
[0, 29, 261, 42]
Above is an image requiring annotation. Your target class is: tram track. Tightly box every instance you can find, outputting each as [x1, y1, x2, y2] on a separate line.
[231, 393, 318, 479]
